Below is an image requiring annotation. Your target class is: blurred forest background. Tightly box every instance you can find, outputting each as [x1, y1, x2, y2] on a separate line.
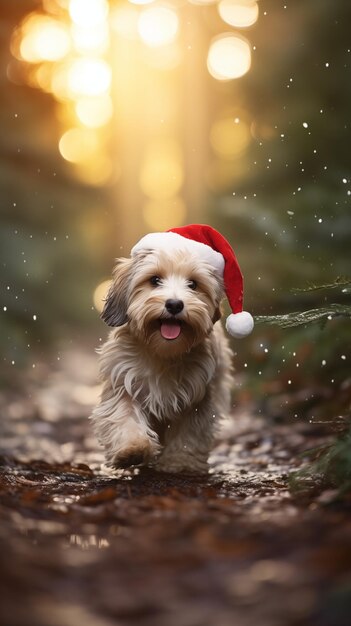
[1, 0, 350, 422]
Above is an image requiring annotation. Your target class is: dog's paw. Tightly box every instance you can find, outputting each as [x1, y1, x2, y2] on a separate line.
[117, 451, 148, 469]
[109, 437, 160, 469]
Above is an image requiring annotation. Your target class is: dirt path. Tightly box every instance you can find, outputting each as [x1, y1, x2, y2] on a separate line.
[0, 349, 350, 626]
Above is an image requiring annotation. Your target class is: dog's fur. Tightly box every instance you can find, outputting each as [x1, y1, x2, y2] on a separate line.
[91, 248, 233, 474]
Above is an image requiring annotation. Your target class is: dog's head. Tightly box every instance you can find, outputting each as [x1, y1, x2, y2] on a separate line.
[101, 249, 224, 357]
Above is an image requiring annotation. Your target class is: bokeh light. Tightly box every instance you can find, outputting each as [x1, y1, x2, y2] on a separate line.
[19, 14, 70, 63]
[10, 0, 258, 221]
[69, 0, 109, 28]
[58, 127, 99, 162]
[218, 0, 259, 28]
[129, 0, 155, 4]
[210, 116, 251, 158]
[75, 95, 113, 128]
[93, 279, 111, 312]
[138, 7, 179, 48]
[207, 34, 251, 80]
[33, 63, 53, 92]
[67, 58, 111, 96]
[189, 0, 217, 4]
[50, 62, 72, 100]
[71, 23, 110, 54]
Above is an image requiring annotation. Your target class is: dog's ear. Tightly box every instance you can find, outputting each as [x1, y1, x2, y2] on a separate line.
[212, 305, 222, 324]
[101, 257, 133, 326]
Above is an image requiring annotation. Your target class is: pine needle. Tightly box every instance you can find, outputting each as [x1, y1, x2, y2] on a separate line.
[255, 304, 351, 328]
[292, 276, 351, 294]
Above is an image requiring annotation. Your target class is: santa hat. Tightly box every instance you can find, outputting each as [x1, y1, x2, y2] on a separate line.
[131, 224, 254, 338]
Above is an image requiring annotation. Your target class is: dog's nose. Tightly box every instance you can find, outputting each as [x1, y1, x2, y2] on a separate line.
[165, 299, 184, 315]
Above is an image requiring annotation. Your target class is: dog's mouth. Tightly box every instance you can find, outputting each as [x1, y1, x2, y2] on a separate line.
[159, 319, 182, 340]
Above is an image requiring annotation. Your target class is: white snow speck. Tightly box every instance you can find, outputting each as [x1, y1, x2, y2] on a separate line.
[302, 122, 308, 128]
[33, 314, 37, 321]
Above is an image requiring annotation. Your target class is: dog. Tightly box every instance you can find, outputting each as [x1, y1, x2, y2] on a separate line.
[91, 244, 234, 474]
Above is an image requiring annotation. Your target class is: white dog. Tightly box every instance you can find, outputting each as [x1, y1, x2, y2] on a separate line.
[91, 225, 253, 474]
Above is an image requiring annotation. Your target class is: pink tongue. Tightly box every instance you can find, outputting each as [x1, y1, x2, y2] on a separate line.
[160, 321, 181, 340]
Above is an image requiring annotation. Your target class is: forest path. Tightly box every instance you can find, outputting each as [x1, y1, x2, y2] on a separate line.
[0, 348, 350, 626]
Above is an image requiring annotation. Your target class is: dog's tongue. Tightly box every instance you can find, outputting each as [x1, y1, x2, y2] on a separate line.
[160, 320, 181, 340]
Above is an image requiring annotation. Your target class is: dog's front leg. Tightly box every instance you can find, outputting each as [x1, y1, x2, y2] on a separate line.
[154, 398, 215, 475]
[92, 390, 160, 469]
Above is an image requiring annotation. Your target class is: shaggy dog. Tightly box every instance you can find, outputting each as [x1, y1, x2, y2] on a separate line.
[92, 247, 233, 474]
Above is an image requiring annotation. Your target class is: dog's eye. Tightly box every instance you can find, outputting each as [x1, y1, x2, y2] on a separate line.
[188, 280, 197, 290]
[150, 276, 162, 286]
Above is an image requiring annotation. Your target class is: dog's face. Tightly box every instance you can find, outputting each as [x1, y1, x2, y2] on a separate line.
[102, 249, 224, 357]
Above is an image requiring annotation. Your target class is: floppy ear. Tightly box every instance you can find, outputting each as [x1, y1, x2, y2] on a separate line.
[212, 305, 222, 324]
[101, 257, 133, 326]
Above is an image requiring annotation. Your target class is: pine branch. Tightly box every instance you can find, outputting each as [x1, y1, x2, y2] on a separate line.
[292, 276, 351, 294]
[255, 304, 351, 329]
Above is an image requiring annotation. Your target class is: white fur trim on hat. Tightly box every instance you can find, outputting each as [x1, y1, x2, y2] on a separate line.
[226, 311, 254, 338]
[131, 232, 225, 275]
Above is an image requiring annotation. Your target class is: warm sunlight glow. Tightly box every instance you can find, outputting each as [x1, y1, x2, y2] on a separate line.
[69, 0, 109, 28]
[189, 0, 217, 5]
[138, 7, 179, 48]
[207, 34, 251, 80]
[210, 117, 250, 158]
[68, 58, 111, 96]
[111, 5, 139, 39]
[143, 197, 186, 231]
[129, 0, 155, 4]
[12, 0, 258, 196]
[75, 95, 113, 128]
[58, 128, 99, 162]
[71, 23, 110, 54]
[19, 15, 70, 62]
[218, 0, 259, 28]
[34, 63, 53, 92]
[93, 279, 111, 312]
[74, 156, 114, 185]
[140, 140, 183, 200]
[50, 62, 72, 100]
[144, 43, 182, 70]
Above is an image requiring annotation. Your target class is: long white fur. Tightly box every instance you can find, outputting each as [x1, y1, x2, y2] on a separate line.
[91, 249, 233, 474]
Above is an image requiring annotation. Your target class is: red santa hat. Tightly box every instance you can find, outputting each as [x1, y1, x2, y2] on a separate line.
[131, 223, 254, 338]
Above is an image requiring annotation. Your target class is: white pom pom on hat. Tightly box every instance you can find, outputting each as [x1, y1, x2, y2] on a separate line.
[131, 223, 254, 338]
[226, 311, 254, 339]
